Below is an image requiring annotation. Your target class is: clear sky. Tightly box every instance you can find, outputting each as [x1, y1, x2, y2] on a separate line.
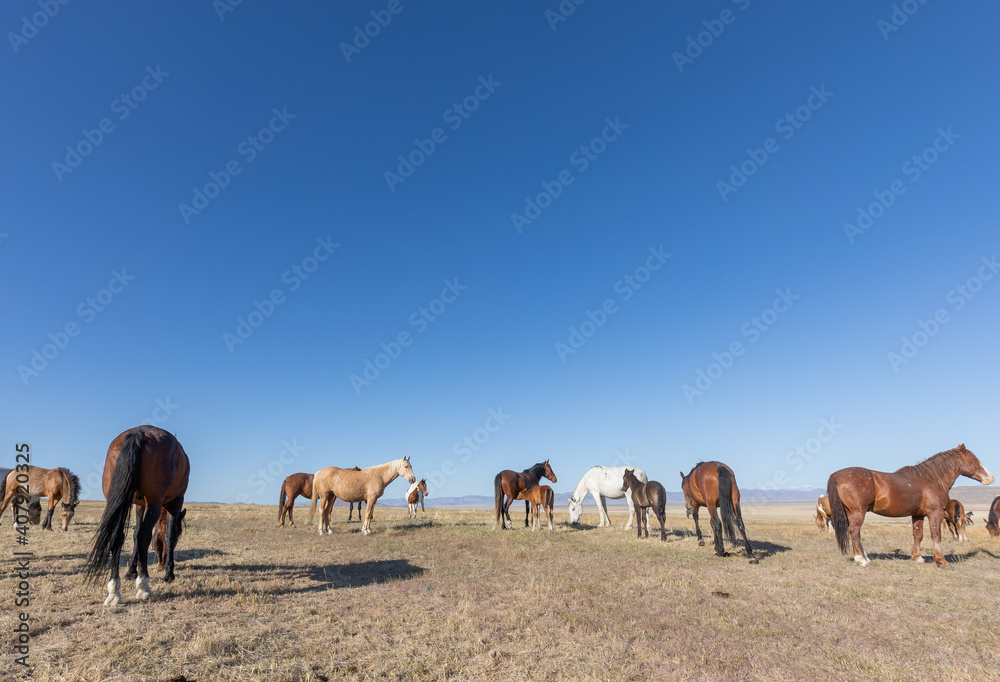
[3, 1, 998, 504]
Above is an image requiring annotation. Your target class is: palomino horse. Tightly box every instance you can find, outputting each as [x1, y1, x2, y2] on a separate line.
[986, 496, 1000, 538]
[568, 465, 650, 530]
[681, 461, 757, 563]
[85, 426, 190, 606]
[494, 460, 557, 530]
[827, 444, 993, 567]
[815, 495, 833, 533]
[278, 473, 313, 527]
[406, 479, 428, 519]
[152, 508, 186, 570]
[516, 484, 554, 532]
[0, 465, 80, 531]
[621, 469, 667, 541]
[944, 499, 969, 542]
[310, 457, 416, 536]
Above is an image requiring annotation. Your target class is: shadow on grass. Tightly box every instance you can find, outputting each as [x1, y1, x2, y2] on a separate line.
[863, 547, 1000, 564]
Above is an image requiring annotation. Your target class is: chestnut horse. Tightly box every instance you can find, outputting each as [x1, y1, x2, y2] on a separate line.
[680, 461, 757, 563]
[827, 444, 993, 567]
[944, 499, 968, 542]
[516, 484, 554, 532]
[0, 465, 80, 531]
[406, 479, 428, 519]
[309, 457, 416, 535]
[621, 469, 667, 541]
[84, 426, 190, 606]
[152, 508, 186, 569]
[986, 495, 1000, 538]
[278, 473, 313, 527]
[494, 460, 557, 529]
[815, 495, 833, 533]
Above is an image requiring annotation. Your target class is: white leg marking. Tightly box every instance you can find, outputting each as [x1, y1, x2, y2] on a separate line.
[136, 575, 151, 600]
[105, 578, 122, 606]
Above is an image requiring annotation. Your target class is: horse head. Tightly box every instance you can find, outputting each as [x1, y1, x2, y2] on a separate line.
[680, 471, 695, 516]
[417, 479, 428, 496]
[60, 500, 78, 530]
[399, 456, 416, 484]
[621, 468, 636, 492]
[541, 459, 557, 484]
[957, 444, 994, 485]
[567, 495, 582, 525]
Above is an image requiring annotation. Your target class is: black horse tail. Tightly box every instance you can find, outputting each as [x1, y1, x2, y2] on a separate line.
[85, 429, 144, 582]
[717, 466, 739, 544]
[952, 500, 961, 524]
[545, 486, 554, 511]
[279, 484, 287, 522]
[988, 497, 999, 529]
[494, 473, 504, 526]
[828, 475, 850, 554]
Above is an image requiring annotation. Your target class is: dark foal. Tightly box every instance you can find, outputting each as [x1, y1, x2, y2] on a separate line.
[621, 468, 668, 541]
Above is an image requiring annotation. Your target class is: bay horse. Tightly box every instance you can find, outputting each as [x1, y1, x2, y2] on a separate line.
[621, 469, 667, 541]
[516, 484, 554, 532]
[278, 472, 314, 528]
[943, 499, 968, 542]
[815, 494, 833, 533]
[152, 508, 186, 570]
[84, 425, 190, 606]
[680, 461, 757, 563]
[309, 457, 415, 536]
[568, 465, 650, 530]
[986, 495, 1000, 538]
[406, 479, 428, 519]
[494, 460, 557, 530]
[0, 465, 80, 531]
[827, 444, 993, 567]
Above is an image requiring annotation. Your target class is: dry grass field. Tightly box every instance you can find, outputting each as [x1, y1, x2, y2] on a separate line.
[2, 500, 1000, 681]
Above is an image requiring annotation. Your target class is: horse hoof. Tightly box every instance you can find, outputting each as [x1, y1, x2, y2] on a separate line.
[104, 594, 122, 607]
[748, 557, 759, 565]
[914, 556, 925, 564]
[854, 556, 870, 567]
[698, 540, 705, 547]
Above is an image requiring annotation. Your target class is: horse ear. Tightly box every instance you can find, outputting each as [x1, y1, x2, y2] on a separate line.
[404, 455, 410, 461]
[959, 443, 966, 450]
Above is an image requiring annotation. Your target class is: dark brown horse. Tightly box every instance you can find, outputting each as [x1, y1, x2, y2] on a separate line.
[84, 425, 190, 606]
[152, 508, 186, 569]
[986, 496, 1000, 538]
[680, 461, 757, 563]
[827, 444, 993, 567]
[494, 460, 557, 529]
[621, 468, 667, 541]
[0, 465, 80, 531]
[278, 473, 313, 527]
[944, 499, 968, 542]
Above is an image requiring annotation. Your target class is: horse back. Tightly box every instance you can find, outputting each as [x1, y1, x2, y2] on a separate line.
[112, 426, 190, 505]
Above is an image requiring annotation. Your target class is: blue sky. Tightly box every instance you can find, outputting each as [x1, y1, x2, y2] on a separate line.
[3, 1, 998, 504]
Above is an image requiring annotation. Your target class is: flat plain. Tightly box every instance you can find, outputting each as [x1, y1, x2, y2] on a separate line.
[2, 500, 999, 681]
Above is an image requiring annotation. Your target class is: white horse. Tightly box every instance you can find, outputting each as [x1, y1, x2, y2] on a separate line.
[568, 466, 649, 530]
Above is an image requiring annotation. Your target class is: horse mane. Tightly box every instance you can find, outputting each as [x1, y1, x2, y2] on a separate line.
[527, 462, 547, 479]
[58, 467, 81, 504]
[894, 448, 965, 489]
[684, 462, 706, 480]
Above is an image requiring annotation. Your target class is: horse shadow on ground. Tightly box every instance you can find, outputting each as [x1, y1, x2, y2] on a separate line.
[865, 547, 1000, 563]
[744, 540, 792, 561]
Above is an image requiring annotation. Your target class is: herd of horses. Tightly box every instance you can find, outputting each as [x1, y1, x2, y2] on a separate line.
[1, 426, 999, 607]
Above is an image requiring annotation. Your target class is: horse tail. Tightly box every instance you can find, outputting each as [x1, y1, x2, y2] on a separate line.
[279, 483, 287, 522]
[85, 429, 144, 582]
[988, 498, 999, 529]
[717, 466, 738, 544]
[308, 472, 320, 525]
[545, 486, 554, 511]
[494, 473, 504, 525]
[828, 475, 850, 555]
[952, 500, 961, 524]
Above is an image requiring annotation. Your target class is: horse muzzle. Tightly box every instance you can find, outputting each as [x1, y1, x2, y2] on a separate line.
[980, 472, 995, 485]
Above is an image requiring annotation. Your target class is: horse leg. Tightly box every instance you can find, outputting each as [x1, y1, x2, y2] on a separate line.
[848, 512, 869, 566]
[133, 501, 160, 601]
[692, 507, 705, 546]
[288, 502, 295, 528]
[42, 499, 56, 531]
[162, 498, 184, 583]
[362, 498, 375, 535]
[125, 504, 145, 580]
[598, 494, 610, 527]
[929, 511, 948, 567]
[734, 505, 757, 563]
[624, 494, 635, 531]
[911, 516, 925, 563]
[656, 507, 667, 541]
[500, 495, 512, 530]
[708, 507, 725, 556]
[524, 500, 531, 528]
[421, 496, 426, 518]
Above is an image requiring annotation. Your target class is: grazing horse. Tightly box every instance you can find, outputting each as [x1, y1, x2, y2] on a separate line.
[406, 479, 428, 519]
[516, 484, 554, 532]
[278, 473, 313, 528]
[0, 465, 80, 531]
[621, 469, 667, 541]
[986, 496, 1000, 538]
[815, 495, 833, 533]
[494, 460, 557, 530]
[310, 457, 416, 536]
[964, 511, 974, 526]
[152, 508, 186, 570]
[568, 465, 650, 530]
[944, 499, 969, 542]
[827, 444, 993, 567]
[681, 461, 757, 563]
[84, 426, 190, 606]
